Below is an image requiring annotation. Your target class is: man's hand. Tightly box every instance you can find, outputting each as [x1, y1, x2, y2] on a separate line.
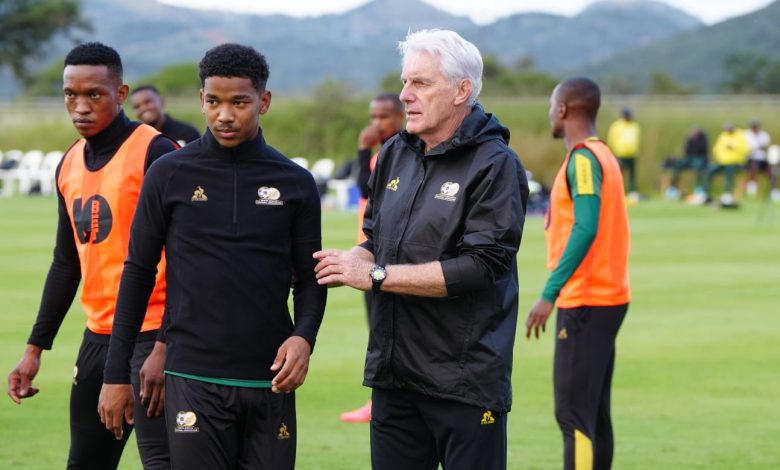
[358, 125, 382, 151]
[98, 384, 135, 440]
[139, 341, 166, 417]
[313, 249, 373, 290]
[270, 336, 312, 394]
[7, 345, 42, 404]
[526, 299, 555, 340]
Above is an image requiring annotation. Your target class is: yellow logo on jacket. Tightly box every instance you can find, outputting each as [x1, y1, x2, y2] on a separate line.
[278, 422, 291, 439]
[191, 186, 208, 201]
[481, 410, 495, 425]
[387, 177, 400, 191]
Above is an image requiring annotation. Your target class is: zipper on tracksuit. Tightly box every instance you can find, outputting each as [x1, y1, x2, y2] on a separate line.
[385, 155, 428, 370]
[232, 160, 238, 234]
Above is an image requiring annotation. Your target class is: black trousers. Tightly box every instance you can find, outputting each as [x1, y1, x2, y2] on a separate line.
[554, 304, 628, 470]
[617, 157, 637, 193]
[68, 333, 169, 470]
[164, 375, 296, 470]
[371, 388, 507, 470]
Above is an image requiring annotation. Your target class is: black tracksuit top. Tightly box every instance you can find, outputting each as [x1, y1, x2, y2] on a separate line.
[361, 105, 529, 413]
[104, 128, 326, 383]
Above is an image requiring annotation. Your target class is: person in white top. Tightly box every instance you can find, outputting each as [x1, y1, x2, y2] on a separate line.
[744, 119, 771, 197]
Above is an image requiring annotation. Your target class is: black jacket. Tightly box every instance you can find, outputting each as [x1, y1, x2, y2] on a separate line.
[104, 128, 326, 383]
[361, 105, 529, 413]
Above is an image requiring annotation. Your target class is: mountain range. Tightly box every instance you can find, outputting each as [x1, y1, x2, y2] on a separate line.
[575, 0, 780, 91]
[3, 0, 777, 95]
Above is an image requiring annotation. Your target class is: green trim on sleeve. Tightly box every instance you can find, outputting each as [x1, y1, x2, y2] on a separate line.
[165, 370, 273, 388]
[541, 149, 603, 303]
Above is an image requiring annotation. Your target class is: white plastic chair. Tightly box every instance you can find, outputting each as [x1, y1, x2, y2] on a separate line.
[291, 157, 309, 169]
[0, 149, 29, 197]
[310, 158, 335, 181]
[38, 151, 64, 196]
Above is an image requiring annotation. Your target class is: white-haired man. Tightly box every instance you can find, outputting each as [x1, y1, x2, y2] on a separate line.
[314, 29, 528, 469]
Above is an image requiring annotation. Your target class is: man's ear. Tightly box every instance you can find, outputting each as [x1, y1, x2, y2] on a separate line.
[453, 79, 473, 106]
[117, 83, 129, 105]
[259, 90, 272, 115]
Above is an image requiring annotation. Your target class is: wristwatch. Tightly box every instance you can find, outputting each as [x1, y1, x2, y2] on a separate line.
[369, 264, 387, 293]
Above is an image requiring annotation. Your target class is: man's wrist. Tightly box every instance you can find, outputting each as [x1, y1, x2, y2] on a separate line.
[24, 344, 43, 357]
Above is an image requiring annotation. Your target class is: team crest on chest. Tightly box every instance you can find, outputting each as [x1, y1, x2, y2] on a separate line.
[256, 186, 283, 206]
[435, 181, 460, 202]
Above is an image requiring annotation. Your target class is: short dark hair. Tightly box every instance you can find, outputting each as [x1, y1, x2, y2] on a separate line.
[131, 85, 160, 96]
[556, 77, 601, 121]
[373, 92, 403, 113]
[64, 42, 123, 83]
[199, 44, 269, 92]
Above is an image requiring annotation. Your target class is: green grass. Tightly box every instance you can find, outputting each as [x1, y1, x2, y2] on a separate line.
[1, 196, 779, 469]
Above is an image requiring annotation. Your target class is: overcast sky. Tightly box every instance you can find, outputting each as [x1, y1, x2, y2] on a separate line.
[160, 0, 773, 25]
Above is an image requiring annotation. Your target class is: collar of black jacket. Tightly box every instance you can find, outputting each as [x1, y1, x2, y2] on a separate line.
[399, 103, 511, 157]
[85, 110, 132, 151]
[203, 127, 266, 160]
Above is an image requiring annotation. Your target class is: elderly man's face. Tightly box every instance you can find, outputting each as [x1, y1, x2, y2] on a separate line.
[399, 51, 462, 147]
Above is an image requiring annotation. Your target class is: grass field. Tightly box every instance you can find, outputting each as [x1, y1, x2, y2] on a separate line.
[1, 196, 779, 469]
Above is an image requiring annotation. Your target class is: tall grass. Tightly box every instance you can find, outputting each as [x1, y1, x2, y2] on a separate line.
[1, 95, 779, 193]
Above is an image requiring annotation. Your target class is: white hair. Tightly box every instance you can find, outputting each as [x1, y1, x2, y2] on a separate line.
[398, 29, 483, 106]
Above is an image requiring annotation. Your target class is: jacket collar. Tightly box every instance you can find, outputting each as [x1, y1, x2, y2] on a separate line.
[399, 103, 509, 157]
[85, 110, 131, 152]
[203, 127, 266, 160]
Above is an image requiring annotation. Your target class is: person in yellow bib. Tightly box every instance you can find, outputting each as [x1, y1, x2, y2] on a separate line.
[704, 123, 751, 207]
[606, 107, 640, 202]
[526, 77, 630, 470]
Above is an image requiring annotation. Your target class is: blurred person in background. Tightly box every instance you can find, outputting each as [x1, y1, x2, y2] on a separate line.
[665, 127, 709, 201]
[744, 119, 772, 198]
[607, 107, 641, 203]
[131, 85, 200, 146]
[702, 122, 750, 208]
[340, 92, 404, 424]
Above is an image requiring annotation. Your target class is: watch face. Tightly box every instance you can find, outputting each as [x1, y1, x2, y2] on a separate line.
[371, 267, 386, 281]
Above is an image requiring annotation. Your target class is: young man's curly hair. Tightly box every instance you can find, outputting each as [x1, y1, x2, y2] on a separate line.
[199, 44, 270, 92]
[64, 42, 123, 84]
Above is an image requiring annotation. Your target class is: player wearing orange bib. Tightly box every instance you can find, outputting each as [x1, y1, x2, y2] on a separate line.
[6, 43, 177, 469]
[526, 77, 630, 470]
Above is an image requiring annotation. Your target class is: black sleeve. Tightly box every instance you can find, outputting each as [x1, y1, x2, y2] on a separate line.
[144, 135, 179, 171]
[290, 172, 327, 350]
[155, 310, 170, 343]
[104, 162, 170, 383]
[357, 148, 373, 199]
[439, 151, 528, 296]
[27, 164, 82, 349]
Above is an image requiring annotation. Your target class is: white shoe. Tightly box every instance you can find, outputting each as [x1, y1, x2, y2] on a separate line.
[665, 187, 680, 201]
[720, 193, 736, 207]
[687, 192, 707, 205]
[746, 181, 758, 197]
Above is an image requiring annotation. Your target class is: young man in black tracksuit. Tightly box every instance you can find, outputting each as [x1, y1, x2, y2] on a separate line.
[99, 44, 326, 469]
[315, 30, 528, 469]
